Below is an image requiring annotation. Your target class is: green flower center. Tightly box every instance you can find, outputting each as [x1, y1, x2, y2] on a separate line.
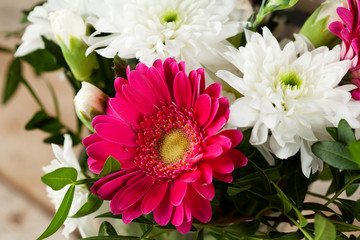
[161, 9, 178, 23]
[279, 71, 302, 89]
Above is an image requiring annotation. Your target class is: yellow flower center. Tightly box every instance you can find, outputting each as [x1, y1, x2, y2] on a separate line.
[158, 129, 189, 165]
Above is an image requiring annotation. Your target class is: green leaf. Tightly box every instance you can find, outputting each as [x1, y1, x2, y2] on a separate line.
[333, 221, 360, 232]
[314, 214, 336, 240]
[25, 110, 64, 134]
[326, 127, 338, 141]
[41, 167, 78, 191]
[21, 49, 60, 74]
[345, 183, 359, 197]
[347, 141, 360, 168]
[82, 236, 140, 240]
[337, 199, 360, 221]
[301, 203, 335, 213]
[71, 194, 103, 218]
[337, 119, 356, 145]
[227, 185, 251, 196]
[268, 231, 303, 239]
[286, 169, 308, 208]
[37, 184, 75, 240]
[248, 159, 272, 194]
[98, 221, 118, 236]
[99, 156, 122, 178]
[2, 58, 23, 104]
[311, 141, 360, 170]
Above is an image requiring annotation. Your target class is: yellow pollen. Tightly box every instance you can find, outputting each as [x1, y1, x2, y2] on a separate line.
[158, 129, 189, 165]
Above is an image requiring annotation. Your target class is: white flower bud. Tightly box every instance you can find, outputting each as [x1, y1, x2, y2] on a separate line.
[315, 0, 347, 27]
[49, 9, 86, 48]
[74, 82, 108, 131]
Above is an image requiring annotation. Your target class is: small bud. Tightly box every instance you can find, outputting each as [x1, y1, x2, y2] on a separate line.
[50, 9, 98, 82]
[299, 0, 347, 48]
[74, 82, 108, 132]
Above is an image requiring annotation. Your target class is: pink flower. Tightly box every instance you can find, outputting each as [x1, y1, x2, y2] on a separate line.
[83, 58, 247, 233]
[329, 0, 360, 100]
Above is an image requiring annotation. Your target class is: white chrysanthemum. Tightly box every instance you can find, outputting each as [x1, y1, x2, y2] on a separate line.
[42, 134, 98, 239]
[15, 0, 97, 57]
[217, 27, 360, 177]
[85, 0, 246, 68]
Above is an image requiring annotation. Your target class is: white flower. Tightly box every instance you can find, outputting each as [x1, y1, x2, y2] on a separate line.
[217, 27, 360, 177]
[15, 0, 96, 57]
[85, 0, 245, 69]
[50, 9, 86, 48]
[74, 82, 108, 131]
[42, 135, 97, 239]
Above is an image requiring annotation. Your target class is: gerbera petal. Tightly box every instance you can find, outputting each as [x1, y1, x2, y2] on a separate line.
[122, 200, 142, 224]
[199, 163, 213, 184]
[154, 186, 173, 226]
[122, 84, 157, 116]
[141, 182, 168, 214]
[192, 182, 215, 200]
[107, 98, 142, 128]
[180, 170, 201, 183]
[213, 172, 233, 183]
[187, 185, 212, 223]
[194, 94, 212, 126]
[94, 122, 137, 147]
[218, 129, 243, 147]
[205, 135, 232, 153]
[128, 70, 160, 106]
[204, 83, 221, 98]
[208, 155, 234, 174]
[147, 67, 171, 105]
[115, 174, 154, 211]
[171, 202, 184, 226]
[174, 71, 192, 109]
[203, 144, 223, 160]
[170, 180, 188, 206]
[228, 149, 248, 168]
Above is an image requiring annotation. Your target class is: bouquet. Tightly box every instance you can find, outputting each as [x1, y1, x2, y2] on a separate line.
[3, 0, 360, 239]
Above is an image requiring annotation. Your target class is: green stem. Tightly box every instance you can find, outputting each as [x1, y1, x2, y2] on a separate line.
[307, 191, 331, 201]
[75, 178, 100, 185]
[44, 78, 60, 118]
[325, 176, 360, 206]
[148, 230, 173, 239]
[20, 77, 46, 111]
[288, 216, 314, 240]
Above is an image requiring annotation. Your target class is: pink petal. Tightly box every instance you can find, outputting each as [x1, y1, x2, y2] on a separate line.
[122, 84, 156, 116]
[204, 83, 221, 98]
[95, 170, 140, 200]
[199, 163, 213, 184]
[170, 180, 188, 206]
[114, 78, 128, 96]
[203, 144, 223, 160]
[86, 141, 134, 165]
[94, 122, 137, 147]
[337, 7, 353, 30]
[147, 67, 171, 105]
[107, 98, 142, 129]
[176, 220, 193, 234]
[153, 186, 173, 226]
[203, 98, 219, 129]
[228, 149, 248, 168]
[83, 133, 102, 147]
[218, 129, 243, 148]
[171, 201, 184, 226]
[173, 71, 192, 109]
[115, 175, 154, 211]
[88, 157, 106, 174]
[180, 170, 201, 183]
[208, 155, 234, 174]
[186, 185, 212, 223]
[128, 70, 160, 106]
[152, 59, 165, 79]
[141, 182, 168, 214]
[205, 135, 232, 153]
[329, 21, 345, 39]
[192, 182, 215, 200]
[188, 70, 201, 108]
[194, 94, 211, 127]
[134, 62, 148, 74]
[213, 172, 233, 183]
[196, 68, 206, 94]
[122, 200, 143, 224]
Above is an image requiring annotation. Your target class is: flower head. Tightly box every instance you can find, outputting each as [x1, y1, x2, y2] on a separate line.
[217, 28, 360, 177]
[329, 0, 360, 100]
[15, 0, 96, 57]
[84, 58, 247, 233]
[85, 0, 245, 69]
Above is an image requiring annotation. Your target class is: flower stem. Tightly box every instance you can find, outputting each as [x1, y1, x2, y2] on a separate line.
[325, 176, 360, 206]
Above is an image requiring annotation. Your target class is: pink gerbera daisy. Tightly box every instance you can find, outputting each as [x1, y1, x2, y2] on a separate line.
[329, 0, 360, 100]
[83, 58, 247, 233]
